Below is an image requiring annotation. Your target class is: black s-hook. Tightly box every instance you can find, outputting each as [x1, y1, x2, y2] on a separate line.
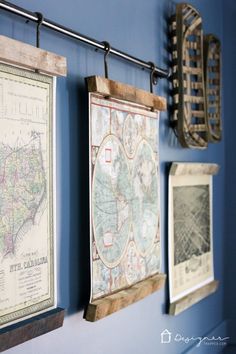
[148, 61, 158, 93]
[35, 12, 44, 48]
[102, 41, 111, 79]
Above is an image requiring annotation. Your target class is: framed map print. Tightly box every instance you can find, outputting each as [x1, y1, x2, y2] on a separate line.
[86, 76, 166, 321]
[0, 63, 56, 328]
[168, 162, 219, 314]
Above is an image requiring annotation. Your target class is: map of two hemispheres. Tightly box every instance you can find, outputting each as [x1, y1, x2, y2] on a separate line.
[90, 94, 161, 300]
[0, 64, 54, 327]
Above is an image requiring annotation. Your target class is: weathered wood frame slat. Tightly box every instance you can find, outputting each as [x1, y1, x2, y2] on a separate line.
[170, 162, 219, 176]
[0, 308, 65, 352]
[85, 274, 166, 321]
[86, 76, 166, 111]
[169, 281, 219, 315]
[0, 35, 67, 76]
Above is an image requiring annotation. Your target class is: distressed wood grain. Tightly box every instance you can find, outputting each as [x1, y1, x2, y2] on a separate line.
[170, 162, 220, 176]
[85, 273, 166, 322]
[0, 308, 65, 352]
[0, 35, 67, 76]
[86, 76, 166, 111]
[169, 280, 219, 315]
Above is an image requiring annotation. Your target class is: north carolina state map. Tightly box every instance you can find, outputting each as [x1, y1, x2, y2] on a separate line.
[0, 63, 55, 327]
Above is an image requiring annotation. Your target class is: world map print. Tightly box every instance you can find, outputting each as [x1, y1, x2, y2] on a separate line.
[0, 132, 46, 258]
[132, 140, 159, 257]
[92, 135, 132, 267]
[90, 94, 161, 300]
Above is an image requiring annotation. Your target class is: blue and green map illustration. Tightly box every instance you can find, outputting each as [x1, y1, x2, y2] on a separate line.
[90, 95, 161, 300]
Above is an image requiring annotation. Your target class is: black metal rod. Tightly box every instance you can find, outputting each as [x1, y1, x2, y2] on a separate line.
[0, 0, 169, 79]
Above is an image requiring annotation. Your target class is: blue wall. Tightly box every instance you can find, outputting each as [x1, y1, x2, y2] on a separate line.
[223, 0, 236, 346]
[0, 0, 229, 353]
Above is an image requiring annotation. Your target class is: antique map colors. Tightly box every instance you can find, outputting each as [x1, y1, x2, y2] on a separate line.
[0, 63, 55, 327]
[89, 93, 161, 300]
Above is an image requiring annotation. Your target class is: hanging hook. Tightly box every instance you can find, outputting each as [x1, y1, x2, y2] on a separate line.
[35, 12, 44, 48]
[148, 61, 158, 93]
[102, 41, 111, 79]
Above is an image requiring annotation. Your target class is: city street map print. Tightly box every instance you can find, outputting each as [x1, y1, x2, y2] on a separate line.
[89, 93, 161, 300]
[0, 63, 55, 327]
[168, 163, 218, 303]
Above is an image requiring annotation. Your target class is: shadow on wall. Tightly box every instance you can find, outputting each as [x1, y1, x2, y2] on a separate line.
[59, 73, 91, 315]
[70, 77, 91, 313]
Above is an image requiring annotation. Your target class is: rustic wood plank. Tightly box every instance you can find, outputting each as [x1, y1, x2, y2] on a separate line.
[172, 37, 177, 45]
[172, 51, 178, 59]
[85, 273, 166, 322]
[189, 55, 202, 61]
[207, 66, 220, 73]
[0, 35, 67, 76]
[86, 76, 166, 111]
[183, 66, 202, 75]
[172, 66, 202, 76]
[191, 124, 207, 131]
[170, 162, 219, 176]
[174, 94, 204, 104]
[210, 73, 220, 79]
[209, 96, 220, 103]
[170, 20, 187, 32]
[191, 110, 205, 117]
[208, 113, 220, 119]
[208, 79, 220, 85]
[184, 95, 204, 103]
[173, 81, 203, 90]
[169, 281, 219, 316]
[186, 41, 200, 50]
[208, 103, 219, 108]
[207, 88, 220, 95]
[0, 308, 65, 352]
[211, 53, 220, 60]
[183, 7, 197, 20]
[190, 82, 204, 89]
[173, 111, 178, 121]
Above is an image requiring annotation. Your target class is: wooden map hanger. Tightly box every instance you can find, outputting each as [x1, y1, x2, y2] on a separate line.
[0, 34, 66, 351]
[85, 75, 166, 321]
